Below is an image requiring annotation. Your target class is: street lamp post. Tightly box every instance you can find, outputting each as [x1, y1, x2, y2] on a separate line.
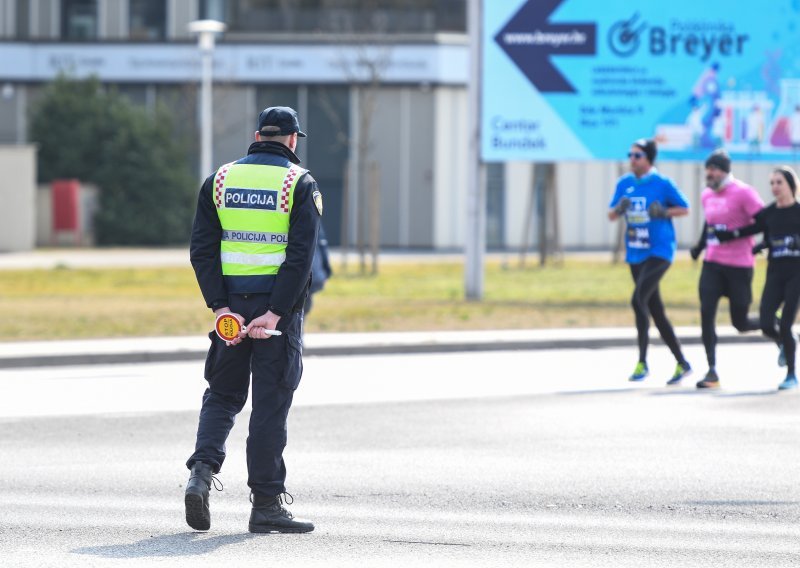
[188, 19, 226, 181]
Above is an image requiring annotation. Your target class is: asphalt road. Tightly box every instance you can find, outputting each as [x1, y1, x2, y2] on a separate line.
[1, 343, 799, 567]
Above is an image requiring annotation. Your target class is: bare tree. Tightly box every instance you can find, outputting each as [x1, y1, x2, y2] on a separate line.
[316, 31, 393, 275]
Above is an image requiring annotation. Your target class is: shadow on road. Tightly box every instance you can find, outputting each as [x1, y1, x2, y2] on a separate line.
[650, 389, 779, 398]
[684, 500, 798, 507]
[72, 532, 253, 558]
[557, 388, 643, 396]
[555, 387, 783, 399]
[711, 390, 781, 398]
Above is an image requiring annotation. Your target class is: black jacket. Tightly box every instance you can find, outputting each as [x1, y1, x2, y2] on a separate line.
[190, 141, 321, 316]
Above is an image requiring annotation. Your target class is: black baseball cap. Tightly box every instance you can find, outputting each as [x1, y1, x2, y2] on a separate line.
[257, 106, 306, 137]
[633, 138, 657, 164]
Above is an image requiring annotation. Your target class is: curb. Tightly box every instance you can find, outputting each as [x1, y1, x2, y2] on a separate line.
[0, 332, 767, 369]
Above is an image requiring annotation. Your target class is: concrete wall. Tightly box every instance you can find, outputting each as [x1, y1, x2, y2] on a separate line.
[100, 0, 126, 39]
[370, 89, 403, 246]
[169, 0, 197, 39]
[360, 86, 439, 248]
[30, 0, 59, 38]
[433, 86, 467, 249]
[407, 88, 436, 247]
[0, 83, 24, 144]
[0, 0, 14, 37]
[212, 85, 253, 167]
[0, 145, 36, 251]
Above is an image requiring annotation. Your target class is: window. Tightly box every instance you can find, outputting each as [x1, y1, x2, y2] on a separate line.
[306, 86, 349, 246]
[112, 84, 149, 108]
[200, 0, 229, 21]
[15, 0, 29, 39]
[486, 163, 506, 248]
[129, 0, 166, 40]
[224, 0, 466, 35]
[255, 86, 298, 119]
[61, 0, 98, 40]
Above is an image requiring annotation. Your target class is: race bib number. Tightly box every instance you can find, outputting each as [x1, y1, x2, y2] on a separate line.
[625, 197, 649, 225]
[707, 223, 726, 247]
[770, 235, 800, 258]
[627, 226, 651, 249]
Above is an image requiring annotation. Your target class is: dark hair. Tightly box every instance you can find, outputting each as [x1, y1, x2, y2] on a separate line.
[633, 138, 657, 164]
[705, 149, 731, 173]
[774, 166, 799, 196]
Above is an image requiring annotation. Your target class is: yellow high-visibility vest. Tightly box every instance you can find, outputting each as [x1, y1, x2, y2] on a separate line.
[214, 161, 306, 280]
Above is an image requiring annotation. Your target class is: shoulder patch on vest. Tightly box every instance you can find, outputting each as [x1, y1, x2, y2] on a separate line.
[312, 190, 323, 216]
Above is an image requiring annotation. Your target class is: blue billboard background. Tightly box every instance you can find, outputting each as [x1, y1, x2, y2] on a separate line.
[482, 0, 800, 162]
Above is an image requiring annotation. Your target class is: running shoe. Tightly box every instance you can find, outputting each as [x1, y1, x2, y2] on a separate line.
[778, 344, 787, 368]
[629, 362, 649, 382]
[666, 361, 692, 386]
[778, 374, 798, 390]
[696, 368, 720, 389]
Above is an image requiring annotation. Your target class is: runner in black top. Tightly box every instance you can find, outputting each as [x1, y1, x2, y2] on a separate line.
[717, 166, 800, 390]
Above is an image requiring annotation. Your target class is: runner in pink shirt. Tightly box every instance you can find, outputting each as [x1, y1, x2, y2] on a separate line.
[689, 150, 765, 388]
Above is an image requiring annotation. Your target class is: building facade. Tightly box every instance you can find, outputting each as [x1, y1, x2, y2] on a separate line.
[0, 0, 473, 249]
[3, 0, 777, 251]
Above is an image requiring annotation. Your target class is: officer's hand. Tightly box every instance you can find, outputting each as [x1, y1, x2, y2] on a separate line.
[689, 245, 703, 261]
[248, 310, 282, 340]
[214, 307, 248, 346]
[647, 201, 668, 219]
[613, 197, 631, 215]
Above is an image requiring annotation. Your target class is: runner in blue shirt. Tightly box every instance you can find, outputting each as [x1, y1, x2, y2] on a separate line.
[608, 138, 692, 385]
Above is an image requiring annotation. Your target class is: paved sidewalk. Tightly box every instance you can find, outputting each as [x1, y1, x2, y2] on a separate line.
[0, 326, 767, 369]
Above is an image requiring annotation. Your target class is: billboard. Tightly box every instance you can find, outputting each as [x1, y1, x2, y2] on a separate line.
[482, 0, 800, 162]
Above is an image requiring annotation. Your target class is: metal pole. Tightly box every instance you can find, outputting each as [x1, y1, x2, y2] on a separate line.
[465, 0, 485, 300]
[188, 20, 226, 180]
[200, 42, 213, 179]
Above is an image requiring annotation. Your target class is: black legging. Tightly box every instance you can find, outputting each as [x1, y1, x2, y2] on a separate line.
[630, 257, 687, 365]
[699, 264, 760, 368]
[759, 262, 800, 375]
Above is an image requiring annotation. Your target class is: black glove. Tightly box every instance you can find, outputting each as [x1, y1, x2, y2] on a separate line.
[613, 197, 631, 215]
[648, 201, 668, 219]
[752, 241, 768, 255]
[689, 245, 703, 261]
[713, 229, 739, 242]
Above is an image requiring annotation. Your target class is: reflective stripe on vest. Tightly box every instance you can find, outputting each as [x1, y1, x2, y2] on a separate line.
[214, 161, 306, 277]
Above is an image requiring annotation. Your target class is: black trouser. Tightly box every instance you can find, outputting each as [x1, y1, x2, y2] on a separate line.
[187, 293, 304, 498]
[699, 261, 759, 368]
[629, 257, 686, 365]
[759, 261, 800, 375]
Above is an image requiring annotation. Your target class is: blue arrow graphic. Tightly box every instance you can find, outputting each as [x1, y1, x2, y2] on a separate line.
[495, 0, 597, 93]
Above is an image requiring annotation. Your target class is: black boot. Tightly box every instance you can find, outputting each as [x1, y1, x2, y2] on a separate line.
[184, 462, 214, 531]
[248, 492, 314, 533]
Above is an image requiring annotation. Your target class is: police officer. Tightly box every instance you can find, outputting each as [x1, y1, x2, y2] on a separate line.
[304, 222, 332, 315]
[185, 106, 320, 533]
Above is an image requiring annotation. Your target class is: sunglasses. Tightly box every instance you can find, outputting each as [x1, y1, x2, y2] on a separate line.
[628, 152, 645, 159]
